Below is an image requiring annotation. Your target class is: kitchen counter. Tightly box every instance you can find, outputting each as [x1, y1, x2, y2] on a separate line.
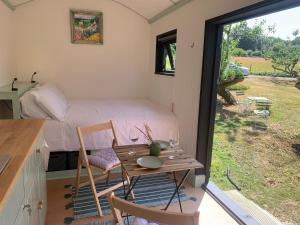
[0, 119, 45, 211]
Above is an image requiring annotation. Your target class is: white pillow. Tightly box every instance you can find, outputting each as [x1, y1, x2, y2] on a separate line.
[20, 89, 50, 119]
[33, 84, 69, 121]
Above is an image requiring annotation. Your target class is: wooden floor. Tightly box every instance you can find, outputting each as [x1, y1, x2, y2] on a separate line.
[45, 175, 238, 225]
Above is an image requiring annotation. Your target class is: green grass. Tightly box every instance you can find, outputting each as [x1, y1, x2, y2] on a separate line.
[234, 56, 300, 75]
[234, 57, 275, 73]
[211, 77, 300, 225]
[228, 83, 250, 91]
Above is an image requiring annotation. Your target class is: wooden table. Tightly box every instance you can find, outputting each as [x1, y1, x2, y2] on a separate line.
[114, 144, 203, 212]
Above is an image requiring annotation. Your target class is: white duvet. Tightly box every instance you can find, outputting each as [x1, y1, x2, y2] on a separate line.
[44, 99, 178, 152]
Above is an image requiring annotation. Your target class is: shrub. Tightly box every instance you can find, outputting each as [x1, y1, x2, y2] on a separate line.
[246, 50, 253, 56]
[250, 50, 262, 57]
[233, 48, 248, 57]
[229, 84, 250, 91]
[251, 71, 290, 77]
[222, 68, 244, 80]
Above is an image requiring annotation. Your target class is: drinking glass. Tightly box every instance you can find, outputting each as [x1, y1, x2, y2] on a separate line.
[128, 127, 139, 156]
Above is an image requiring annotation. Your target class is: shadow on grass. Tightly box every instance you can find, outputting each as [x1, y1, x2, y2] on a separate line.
[215, 101, 268, 142]
[215, 102, 242, 142]
[292, 144, 300, 156]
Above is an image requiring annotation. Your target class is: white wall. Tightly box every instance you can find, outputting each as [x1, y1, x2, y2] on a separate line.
[13, 0, 150, 99]
[0, 1, 14, 86]
[149, 0, 261, 156]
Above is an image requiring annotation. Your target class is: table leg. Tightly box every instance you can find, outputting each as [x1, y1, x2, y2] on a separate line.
[121, 165, 130, 225]
[121, 164, 126, 198]
[125, 176, 140, 200]
[173, 172, 183, 213]
[163, 169, 190, 212]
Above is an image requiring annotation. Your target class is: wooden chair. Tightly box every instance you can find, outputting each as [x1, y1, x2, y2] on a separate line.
[76, 120, 133, 217]
[255, 100, 272, 111]
[108, 192, 200, 225]
[235, 91, 251, 115]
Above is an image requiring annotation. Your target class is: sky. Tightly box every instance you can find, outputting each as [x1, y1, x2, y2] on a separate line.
[247, 6, 300, 40]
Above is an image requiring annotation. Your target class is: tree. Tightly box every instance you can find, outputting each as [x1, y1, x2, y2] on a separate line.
[292, 29, 299, 37]
[231, 20, 273, 53]
[292, 36, 300, 46]
[218, 24, 244, 105]
[269, 41, 300, 78]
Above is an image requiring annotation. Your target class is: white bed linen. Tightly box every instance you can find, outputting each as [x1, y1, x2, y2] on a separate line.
[44, 99, 178, 152]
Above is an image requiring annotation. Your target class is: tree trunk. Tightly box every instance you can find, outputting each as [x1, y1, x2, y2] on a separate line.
[217, 75, 244, 105]
[217, 85, 237, 105]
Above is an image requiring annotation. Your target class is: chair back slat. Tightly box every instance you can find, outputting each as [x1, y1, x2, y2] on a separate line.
[76, 120, 118, 165]
[108, 193, 200, 225]
[80, 121, 113, 135]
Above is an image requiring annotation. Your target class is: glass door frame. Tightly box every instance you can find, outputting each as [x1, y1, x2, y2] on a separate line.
[196, 0, 300, 224]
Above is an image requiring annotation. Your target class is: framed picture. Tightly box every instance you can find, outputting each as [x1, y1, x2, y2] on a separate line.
[70, 9, 103, 45]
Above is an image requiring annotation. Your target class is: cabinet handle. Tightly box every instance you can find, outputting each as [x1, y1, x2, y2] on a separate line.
[36, 148, 41, 154]
[23, 204, 32, 216]
[38, 201, 44, 209]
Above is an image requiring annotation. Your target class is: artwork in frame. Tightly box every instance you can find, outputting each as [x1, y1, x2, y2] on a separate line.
[70, 9, 103, 45]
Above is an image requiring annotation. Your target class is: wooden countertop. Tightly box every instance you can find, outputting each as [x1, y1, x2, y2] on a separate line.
[0, 119, 45, 210]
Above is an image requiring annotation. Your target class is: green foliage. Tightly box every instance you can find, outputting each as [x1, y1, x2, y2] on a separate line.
[251, 71, 290, 77]
[292, 36, 300, 46]
[231, 20, 275, 52]
[251, 50, 262, 57]
[269, 41, 300, 77]
[233, 48, 248, 57]
[228, 83, 250, 91]
[220, 24, 238, 78]
[222, 68, 243, 81]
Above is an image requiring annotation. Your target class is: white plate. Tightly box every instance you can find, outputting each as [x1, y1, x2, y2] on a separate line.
[137, 156, 164, 169]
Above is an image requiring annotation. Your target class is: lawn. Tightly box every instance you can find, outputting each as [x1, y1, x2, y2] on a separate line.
[234, 57, 275, 73]
[234, 56, 300, 75]
[210, 76, 300, 225]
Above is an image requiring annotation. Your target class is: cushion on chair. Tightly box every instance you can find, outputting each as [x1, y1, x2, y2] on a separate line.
[87, 148, 120, 170]
[133, 218, 160, 225]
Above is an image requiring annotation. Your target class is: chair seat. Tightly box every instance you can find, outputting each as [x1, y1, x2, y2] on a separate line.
[87, 148, 120, 170]
[133, 217, 161, 225]
[254, 110, 270, 116]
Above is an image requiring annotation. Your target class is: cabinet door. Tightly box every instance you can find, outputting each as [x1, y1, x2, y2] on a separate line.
[0, 211, 4, 225]
[15, 185, 38, 225]
[37, 160, 47, 225]
[29, 180, 40, 225]
[0, 171, 25, 225]
[14, 204, 29, 225]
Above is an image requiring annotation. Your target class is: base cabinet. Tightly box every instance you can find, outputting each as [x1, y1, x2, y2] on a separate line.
[0, 134, 47, 225]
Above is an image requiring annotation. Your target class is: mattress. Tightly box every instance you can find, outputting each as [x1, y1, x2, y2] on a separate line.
[44, 99, 178, 152]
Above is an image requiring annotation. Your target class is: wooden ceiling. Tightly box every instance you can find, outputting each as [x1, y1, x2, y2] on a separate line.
[2, 0, 191, 23]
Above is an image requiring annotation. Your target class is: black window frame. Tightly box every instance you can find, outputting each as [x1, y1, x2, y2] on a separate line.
[155, 29, 177, 76]
[196, 0, 300, 225]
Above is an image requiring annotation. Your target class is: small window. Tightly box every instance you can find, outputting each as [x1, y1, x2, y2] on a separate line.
[155, 29, 177, 76]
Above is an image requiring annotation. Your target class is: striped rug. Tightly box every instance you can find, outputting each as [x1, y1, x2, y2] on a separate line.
[71, 173, 188, 220]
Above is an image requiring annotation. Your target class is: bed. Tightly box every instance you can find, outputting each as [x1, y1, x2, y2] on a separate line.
[44, 99, 178, 152]
[20, 84, 179, 153]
